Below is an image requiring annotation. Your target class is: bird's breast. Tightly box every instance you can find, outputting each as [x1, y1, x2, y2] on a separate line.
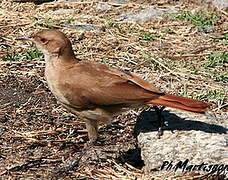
[45, 63, 70, 105]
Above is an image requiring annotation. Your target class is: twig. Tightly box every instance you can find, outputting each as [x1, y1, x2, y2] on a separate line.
[213, 103, 228, 111]
[53, 150, 86, 175]
[150, 57, 175, 74]
[1, 159, 62, 176]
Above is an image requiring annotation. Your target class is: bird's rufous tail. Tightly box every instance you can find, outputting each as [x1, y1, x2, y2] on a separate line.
[147, 93, 209, 113]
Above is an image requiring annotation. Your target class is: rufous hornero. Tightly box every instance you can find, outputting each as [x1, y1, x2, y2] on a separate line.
[16, 29, 209, 143]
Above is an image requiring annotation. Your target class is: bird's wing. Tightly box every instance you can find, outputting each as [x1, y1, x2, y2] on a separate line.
[59, 61, 163, 108]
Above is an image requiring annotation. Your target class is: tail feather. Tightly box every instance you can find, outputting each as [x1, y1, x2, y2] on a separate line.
[147, 93, 209, 114]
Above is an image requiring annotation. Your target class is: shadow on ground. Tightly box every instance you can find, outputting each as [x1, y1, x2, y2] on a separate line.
[134, 108, 228, 137]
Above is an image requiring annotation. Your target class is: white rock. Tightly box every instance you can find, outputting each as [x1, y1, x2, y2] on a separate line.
[136, 109, 228, 176]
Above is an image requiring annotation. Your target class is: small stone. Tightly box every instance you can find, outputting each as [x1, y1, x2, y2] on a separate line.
[109, 0, 128, 6]
[53, 9, 74, 15]
[96, 3, 113, 10]
[197, 27, 215, 34]
[212, 0, 228, 10]
[117, 8, 178, 22]
[63, 24, 104, 31]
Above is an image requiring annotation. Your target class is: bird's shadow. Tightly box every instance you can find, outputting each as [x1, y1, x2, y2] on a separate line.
[134, 109, 228, 137]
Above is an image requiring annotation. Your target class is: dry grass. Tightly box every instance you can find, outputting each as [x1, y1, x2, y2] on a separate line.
[0, 0, 227, 179]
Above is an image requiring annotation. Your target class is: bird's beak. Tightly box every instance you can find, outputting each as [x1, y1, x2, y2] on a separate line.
[15, 35, 32, 41]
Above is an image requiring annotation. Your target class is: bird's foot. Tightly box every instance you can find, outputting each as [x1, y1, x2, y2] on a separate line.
[157, 127, 163, 138]
[152, 106, 168, 138]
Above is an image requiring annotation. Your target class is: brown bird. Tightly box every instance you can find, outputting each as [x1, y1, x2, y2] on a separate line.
[17, 29, 209, 143]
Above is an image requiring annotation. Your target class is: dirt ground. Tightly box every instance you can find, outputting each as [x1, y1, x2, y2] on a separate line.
[0, 0, 227, 179]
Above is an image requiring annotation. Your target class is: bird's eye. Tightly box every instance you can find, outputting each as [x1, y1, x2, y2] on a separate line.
[40, 38, 48, 44]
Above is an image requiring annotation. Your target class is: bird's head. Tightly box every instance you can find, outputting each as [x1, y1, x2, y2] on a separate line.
[16, 29, 75, 60]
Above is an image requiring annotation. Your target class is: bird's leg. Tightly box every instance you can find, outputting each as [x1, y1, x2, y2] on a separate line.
[153, 106, 167, 138]
[85, 119, 98, 144]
